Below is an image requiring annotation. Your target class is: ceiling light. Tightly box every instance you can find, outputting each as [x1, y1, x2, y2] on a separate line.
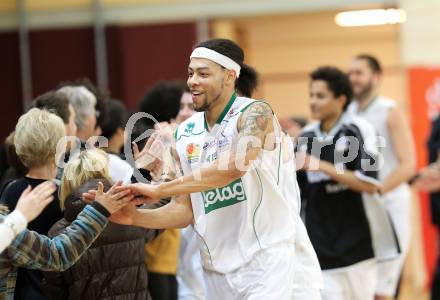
[335, 8, 407, 27]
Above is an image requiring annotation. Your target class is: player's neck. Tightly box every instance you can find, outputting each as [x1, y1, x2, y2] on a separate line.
[205, 90, 235, 129]
[321, 112, 343, 133]
[357, 90, 378, 111]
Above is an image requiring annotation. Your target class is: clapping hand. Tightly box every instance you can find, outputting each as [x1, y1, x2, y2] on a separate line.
[15, 181, 56, 223]
[132, 133, 164, 176]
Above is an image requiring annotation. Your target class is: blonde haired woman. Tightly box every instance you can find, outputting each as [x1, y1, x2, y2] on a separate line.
[44, 148, 162, 300]
[0, 181, 55, 254]
[1, 108, 66, 300]
[59, 148, 110, 209]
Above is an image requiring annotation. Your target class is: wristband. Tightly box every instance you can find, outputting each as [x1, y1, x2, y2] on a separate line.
[3, 210, 27, 235]
[91, 201, 111, 218]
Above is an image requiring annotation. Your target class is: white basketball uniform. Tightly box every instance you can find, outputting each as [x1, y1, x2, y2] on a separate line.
[348, 96, 412, 296]
[174, 93, 322, 299]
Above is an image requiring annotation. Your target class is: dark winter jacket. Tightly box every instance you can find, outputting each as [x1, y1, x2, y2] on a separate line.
[43, 179, 164, 300]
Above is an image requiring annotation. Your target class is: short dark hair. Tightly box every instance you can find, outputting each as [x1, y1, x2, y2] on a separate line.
[139, 80, 187, 125]
[310, 66, 353, 110]
[128, 119, 153, 151]
[101, 98, 129, 140]
[355, 54, 382, 74]
[195, 38, 259, 97]
[31, 91, 71, 124]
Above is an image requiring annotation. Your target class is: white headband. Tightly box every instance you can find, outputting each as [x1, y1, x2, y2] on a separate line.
[190, 47, 241, 78]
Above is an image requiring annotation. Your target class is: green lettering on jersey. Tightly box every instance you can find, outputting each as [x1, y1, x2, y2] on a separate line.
[202, 178, 247, 214]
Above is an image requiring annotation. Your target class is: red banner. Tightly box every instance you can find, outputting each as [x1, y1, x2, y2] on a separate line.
[408, 67, 440, 285]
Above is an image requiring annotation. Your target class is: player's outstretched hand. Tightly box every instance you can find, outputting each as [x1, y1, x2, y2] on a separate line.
[15, 181, 56, 223]
[109, 202, 138, 225]
[124, 183, 161, 204]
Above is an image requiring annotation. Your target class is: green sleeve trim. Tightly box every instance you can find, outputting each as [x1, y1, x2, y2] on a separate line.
[215, 92, 237, 124]
[173, 127, 178, 141]
[276, 144, 282, 185]
[253, 169, 263, 249]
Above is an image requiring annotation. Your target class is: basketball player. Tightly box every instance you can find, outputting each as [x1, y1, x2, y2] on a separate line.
[114, 38, 323, 299]
[347, 54, 416, 300]
[296, 66, 387, 300]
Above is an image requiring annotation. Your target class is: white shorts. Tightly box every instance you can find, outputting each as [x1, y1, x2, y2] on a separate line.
[177, 226, 206, 300]
[376, 187, 412, 296]
[376, 257, 405, 297]
[203, 243, 321, 300]
[322, 259, 377, 300]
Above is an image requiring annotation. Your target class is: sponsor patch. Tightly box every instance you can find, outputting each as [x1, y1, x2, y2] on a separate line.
[202, 178, 247, 214]
[186, 143, 200, 164]
[203, 139, 217, 150]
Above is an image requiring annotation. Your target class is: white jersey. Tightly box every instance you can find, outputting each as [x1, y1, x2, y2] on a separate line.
[348, 96, 413, 295]
[347, 96, 410, 197]
[175, 94, 321, 286]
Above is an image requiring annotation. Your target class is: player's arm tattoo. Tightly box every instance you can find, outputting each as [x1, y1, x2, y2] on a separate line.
[237, 102, 273, 151]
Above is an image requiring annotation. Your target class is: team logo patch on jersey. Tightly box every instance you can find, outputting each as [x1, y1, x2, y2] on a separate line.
[186, 143, 200, 164]
[202, 178, 247, 214]
[185, 122, 195, 134]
